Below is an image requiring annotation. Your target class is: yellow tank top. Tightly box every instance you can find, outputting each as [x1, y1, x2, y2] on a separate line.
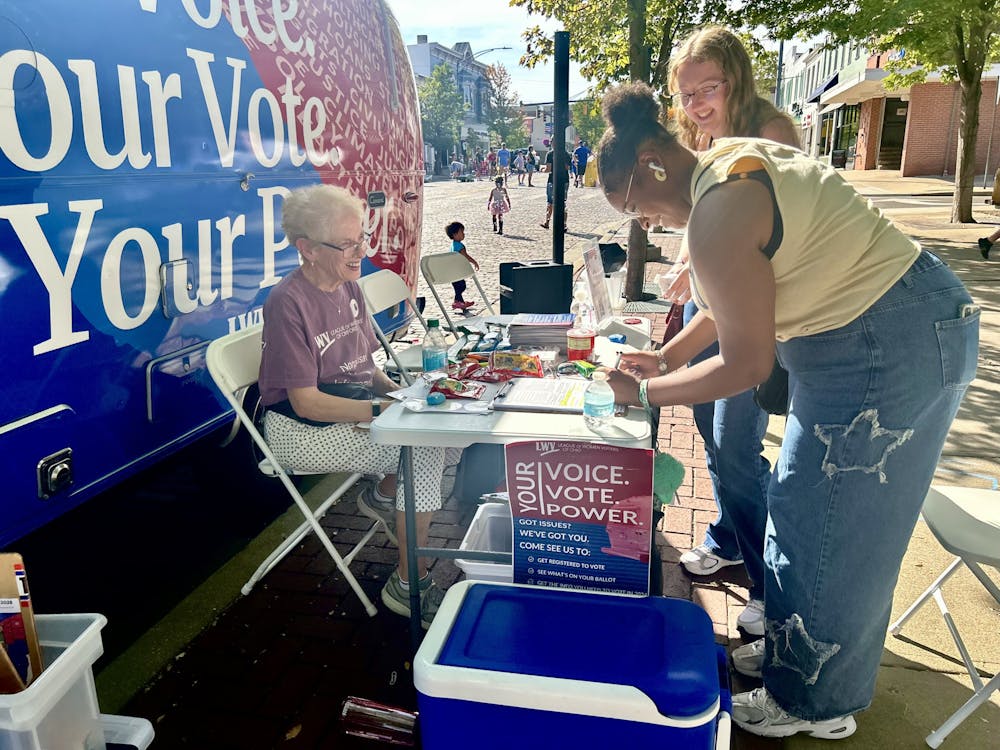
[687, 138, 920, 341]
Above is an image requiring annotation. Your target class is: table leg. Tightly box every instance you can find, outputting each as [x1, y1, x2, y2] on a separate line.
[401, 445, 422, 652]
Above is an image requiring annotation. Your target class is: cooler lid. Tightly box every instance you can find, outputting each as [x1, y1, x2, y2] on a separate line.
[437, 584, 719, 718]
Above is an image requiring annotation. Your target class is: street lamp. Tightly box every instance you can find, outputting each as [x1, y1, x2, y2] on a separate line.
[474, 46, 512, 59]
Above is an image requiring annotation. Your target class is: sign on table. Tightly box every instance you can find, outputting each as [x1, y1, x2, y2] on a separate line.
[505, 441, 654, 596]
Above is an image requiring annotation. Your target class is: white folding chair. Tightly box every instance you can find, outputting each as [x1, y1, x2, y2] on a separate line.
[888, 486, 1000, 748]
[206, 323, 390, 616]
[358, 269, 430, 384]
[420, 252, 496, 332]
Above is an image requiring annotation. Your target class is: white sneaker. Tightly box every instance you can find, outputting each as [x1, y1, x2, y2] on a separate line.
[737, 598, 765, 636]
[678, 543, 742, 576]
[732, 638, 765, 678]
[732, 688, 856, 739]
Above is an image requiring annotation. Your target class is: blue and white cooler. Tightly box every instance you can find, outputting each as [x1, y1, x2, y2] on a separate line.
[415, 581, 731, 749]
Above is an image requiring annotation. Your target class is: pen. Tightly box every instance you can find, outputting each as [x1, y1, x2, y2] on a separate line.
[495, 381, 514, 399]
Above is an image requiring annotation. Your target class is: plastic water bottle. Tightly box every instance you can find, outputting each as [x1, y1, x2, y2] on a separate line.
[422, 319, 448, 373]
[570, 290, 596, 332]
[567, 291, 596, 360]
[583, 371, 615, 429]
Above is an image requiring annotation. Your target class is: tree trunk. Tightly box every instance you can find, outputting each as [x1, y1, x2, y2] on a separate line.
[624, 0, 650, 301]
[951, 69, 983, 223]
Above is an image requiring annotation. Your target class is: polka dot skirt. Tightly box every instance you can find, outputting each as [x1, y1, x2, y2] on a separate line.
[263, 411, 460, 512]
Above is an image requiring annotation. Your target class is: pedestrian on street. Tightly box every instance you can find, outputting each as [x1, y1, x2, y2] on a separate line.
[444, 221, 478, 310]
[487, 177, 511, 235]
[573, 140, 591, 187]
[539, 146, 569, 230]
[666, 26, 802, 640]
[601, 80, 978, 742]
[513, 150, 526, 185]
[496, 142, 511, 184]
[978, 227, 1000, 259]
[526, 146, 538, 186]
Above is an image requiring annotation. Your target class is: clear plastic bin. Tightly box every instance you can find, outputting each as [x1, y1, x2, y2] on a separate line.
[101, 714, 154, 750]
[456, 503, 513, 582]
[0, 613, 107, 750]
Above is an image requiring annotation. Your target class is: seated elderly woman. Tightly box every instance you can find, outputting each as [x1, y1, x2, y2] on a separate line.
[258, 183, 460, 629]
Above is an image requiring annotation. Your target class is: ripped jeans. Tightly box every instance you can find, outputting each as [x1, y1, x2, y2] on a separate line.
[759, 251, 979, 720]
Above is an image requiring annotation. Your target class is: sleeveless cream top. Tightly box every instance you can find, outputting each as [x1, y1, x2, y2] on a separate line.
[686, 138, 920, 341]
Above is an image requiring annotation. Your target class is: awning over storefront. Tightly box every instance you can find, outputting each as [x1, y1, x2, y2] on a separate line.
[819, 102, 844, 115]
[807, 73, 838, 103]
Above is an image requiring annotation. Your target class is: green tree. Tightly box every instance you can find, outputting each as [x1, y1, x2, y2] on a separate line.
[571, 98, 605, 148]
[417, 64, 466, 169]
[748, 0, 1000, 223]
[485, 63, 527, 147]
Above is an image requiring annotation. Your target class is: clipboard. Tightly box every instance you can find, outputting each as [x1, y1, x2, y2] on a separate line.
[491, 377, 589, 414]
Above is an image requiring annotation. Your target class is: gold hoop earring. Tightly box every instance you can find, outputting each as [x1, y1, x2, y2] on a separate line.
[649, 163, 668, 182]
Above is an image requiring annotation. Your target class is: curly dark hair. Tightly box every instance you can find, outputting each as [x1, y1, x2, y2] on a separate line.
[445, 221, 464, 239]
[597, 82, 676, 192]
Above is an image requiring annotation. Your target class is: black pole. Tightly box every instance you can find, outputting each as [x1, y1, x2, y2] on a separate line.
[552, 31, 569, 264]
[774, 40, 785, 108]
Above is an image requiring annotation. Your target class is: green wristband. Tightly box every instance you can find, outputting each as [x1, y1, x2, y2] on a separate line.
[638, 379, 651, 410]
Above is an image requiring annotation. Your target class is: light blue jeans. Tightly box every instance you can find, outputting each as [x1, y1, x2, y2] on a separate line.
[683, 301, 771, 601]
[756, 251, 979, 720]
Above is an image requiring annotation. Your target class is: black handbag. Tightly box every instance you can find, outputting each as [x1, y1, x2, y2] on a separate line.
[753, 358, 790, 415]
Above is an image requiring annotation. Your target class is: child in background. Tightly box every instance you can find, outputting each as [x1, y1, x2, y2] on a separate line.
[487, 177, 512, 235]
[444, 221, 479, 310]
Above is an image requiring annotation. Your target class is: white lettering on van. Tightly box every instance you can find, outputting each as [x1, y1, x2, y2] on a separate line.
[67, 60, 152, 170]
[186, 48, 246, 169]
[0, 201, 99, 354]
[258, 186, 291, 289]
[102, 227, 160, 330]
[0, 51, 73, 171]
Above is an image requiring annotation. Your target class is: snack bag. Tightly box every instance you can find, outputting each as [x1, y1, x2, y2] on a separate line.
[430, 378, 488, 400]
[489, 350, 544, 378]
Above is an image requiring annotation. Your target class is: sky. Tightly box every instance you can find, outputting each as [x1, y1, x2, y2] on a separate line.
[385, 0, 592, 104]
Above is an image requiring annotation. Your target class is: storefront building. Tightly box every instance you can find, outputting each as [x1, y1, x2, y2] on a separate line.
[778, 42, 1000, 178]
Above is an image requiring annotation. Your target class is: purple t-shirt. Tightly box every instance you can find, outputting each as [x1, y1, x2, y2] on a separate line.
[259, 268, 379, 408]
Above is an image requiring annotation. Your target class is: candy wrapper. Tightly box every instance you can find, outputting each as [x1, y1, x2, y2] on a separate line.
[430, 377, 488, 400]
[489, 350, 544, 378]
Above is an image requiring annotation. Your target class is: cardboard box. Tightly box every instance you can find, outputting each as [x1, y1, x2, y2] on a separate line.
[0, 554, 42, 692]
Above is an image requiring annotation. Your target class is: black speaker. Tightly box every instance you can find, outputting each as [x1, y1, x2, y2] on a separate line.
[499, 261, 573, 314]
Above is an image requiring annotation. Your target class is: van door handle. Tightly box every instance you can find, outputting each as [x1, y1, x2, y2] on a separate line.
[402, 191, 419, 203]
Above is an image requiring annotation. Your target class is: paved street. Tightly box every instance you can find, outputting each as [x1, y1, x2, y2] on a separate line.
[411, 176, 625, 311]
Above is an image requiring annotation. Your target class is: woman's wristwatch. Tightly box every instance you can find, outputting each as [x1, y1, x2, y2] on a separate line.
[370, 399, 382, 418]
[656, 350, 669, 374]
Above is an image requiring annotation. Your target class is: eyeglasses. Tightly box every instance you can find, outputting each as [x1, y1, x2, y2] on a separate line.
[621, 164, 640, 217]
[311, 234, 370, 254]
[671, 80, 728, 108]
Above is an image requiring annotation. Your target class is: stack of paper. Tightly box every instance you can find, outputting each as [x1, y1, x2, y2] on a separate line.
[508, 313, 574, 349]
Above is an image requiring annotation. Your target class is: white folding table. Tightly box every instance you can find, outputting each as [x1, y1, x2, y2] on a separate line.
[371, 392, 652, 649]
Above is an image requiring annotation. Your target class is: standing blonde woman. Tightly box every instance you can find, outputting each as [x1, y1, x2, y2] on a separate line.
[665, 28, 800, 640]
